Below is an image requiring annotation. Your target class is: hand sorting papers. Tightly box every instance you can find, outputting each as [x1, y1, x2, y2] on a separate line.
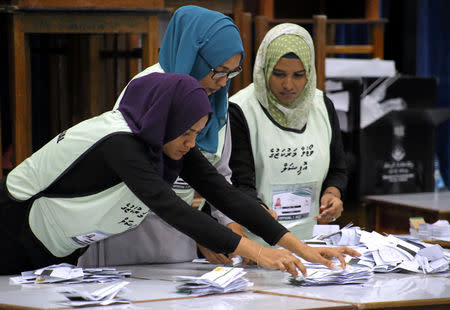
[58, 281, 130, 307]
[290, 265, 372, 286]
[174, 266, 253, 295]
[10, 263, 131, 285]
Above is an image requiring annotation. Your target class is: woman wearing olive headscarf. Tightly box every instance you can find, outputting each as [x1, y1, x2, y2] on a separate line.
[79, 5, 246, 266]
[228, 23, 347, 243]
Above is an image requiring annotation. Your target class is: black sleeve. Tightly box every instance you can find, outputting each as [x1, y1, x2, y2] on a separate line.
[228, 103, 266, 206]
[180, 147, 288, 245]
[99, 134, 241, 254]
[322, 94, 348, 197]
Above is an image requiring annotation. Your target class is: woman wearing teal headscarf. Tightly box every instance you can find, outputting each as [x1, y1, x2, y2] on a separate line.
[228, 23, 347, 246]
[79, 5, 245, 267]
[159, 5, 243, 153]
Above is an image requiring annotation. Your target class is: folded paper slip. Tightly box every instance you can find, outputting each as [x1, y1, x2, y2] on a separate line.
[174, 267, 253, 295]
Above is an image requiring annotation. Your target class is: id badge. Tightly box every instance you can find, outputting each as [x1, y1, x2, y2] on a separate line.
[72, 231, 111, 246]
[272, 183, 315, 221]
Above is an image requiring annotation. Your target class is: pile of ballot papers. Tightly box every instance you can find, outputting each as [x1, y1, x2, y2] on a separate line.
[410, 218, 450, 242]
[290, 265, 373, 286]
[58, 281, 130, 307]
[357, 231, 449, 274]
[305, 224, 450, 275]
[174, 266, 253, 295]
[10, 263, 131, 285]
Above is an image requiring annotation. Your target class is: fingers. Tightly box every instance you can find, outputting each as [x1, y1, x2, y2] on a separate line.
[276, 257, 300, 276]
[207, 254, 232, 265]
[314, 211, 337, 222]
[309, 248, 337, 269]
[259, 248, 304, 276]
[284, 258, 299, 276]
[318, 256, 337, 269]
[198, 244, 232, 265]
[314, 213, 335, 222]
[241, 257, 253, 266]
[335, 252, 346, 269]
[294, 259, 307, 276]
[338, 246, 361, 257]
[331, 247, 362, 269]
[318, 247, 361, 270]
[320, 195, 335, 210]
[276, 260, 286, 273]
[315, 200, 343, 222]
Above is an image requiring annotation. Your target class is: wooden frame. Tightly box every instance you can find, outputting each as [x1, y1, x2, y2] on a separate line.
[252, 0, 387, 90]
[253, 15, 387, 91]
[2, 5, 167, 166]
[4, 0, 163, 8]
[230, 0, 252, 93]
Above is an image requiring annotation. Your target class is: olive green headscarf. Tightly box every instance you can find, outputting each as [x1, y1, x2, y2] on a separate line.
[254, 23, 317, 130]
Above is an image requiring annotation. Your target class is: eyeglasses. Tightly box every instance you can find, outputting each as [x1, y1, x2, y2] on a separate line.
[198, 54, 242, 80]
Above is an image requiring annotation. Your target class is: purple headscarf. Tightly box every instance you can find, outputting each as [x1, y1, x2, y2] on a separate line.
[118, 72, 212, 183]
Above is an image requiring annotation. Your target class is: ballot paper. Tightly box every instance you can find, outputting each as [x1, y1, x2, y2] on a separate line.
[192, 255, 244, 266]
[312, 224, 340, 238]
[290, 265, 372, 286]
[410, 219, 450, 242]
[307, 224, 450, 275]
[10, 263, 131, 285]
[174, 267, 253, 295]
[58, 281, 130, 307]
[311, 223, 361, 246]
[191, 258, 211, 264]
[231, 255, 244, 266]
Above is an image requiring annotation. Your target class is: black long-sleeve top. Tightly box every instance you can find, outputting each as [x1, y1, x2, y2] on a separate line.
[228, 94, 348, 206]
[41, 134, 288, 254]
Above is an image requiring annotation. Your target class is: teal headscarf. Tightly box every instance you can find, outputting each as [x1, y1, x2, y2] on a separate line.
[159, 5, 244, 153]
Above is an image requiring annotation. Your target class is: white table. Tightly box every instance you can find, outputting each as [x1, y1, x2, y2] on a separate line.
[1, 262, 449, 309]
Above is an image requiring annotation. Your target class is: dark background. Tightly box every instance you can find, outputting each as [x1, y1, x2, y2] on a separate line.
[1, 0, 449, 189]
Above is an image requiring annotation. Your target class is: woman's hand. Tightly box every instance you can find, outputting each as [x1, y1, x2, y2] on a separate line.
[299, 246, 361, 269]
[197, 244, 233, 265]
[314, 191, 343, 223]
[234, 237, 305, 276]
[277, 232, 361, 271]
[256, 246, 306, 276]
[198, 222, 252, 265]
[226, 208, 277, 266]
[227, 222, 254, 265]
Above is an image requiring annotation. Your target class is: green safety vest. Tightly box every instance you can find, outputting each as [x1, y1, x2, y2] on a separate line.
[6, 111, 148, 257]
[230, 84, 331, 242]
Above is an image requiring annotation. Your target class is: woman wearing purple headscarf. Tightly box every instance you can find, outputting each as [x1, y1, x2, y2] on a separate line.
[0, 73, 359, 275]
